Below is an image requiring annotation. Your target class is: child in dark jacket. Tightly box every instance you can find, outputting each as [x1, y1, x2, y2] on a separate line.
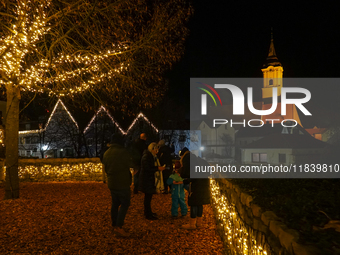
[167, 165, 188, 217]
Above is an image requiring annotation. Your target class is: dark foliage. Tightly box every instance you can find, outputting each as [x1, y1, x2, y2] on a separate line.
[230, 179, 340, 252]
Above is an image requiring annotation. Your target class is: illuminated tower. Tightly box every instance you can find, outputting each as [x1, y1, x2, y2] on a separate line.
[261, 31, 302, 126]
[261, 31, 283, 102]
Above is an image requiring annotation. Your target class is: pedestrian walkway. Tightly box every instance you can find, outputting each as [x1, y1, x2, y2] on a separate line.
[0, 182, 225, 254]
[127, 191, 225, 254]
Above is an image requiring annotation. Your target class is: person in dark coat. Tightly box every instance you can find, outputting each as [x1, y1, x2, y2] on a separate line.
[139, 142, 165, 220]
[178, 147, 210, 229]
[100, 140, 110, 183]
[130, 133, 148, 194]
[157, 140, 173, 194]
[102, 134, 134, 237]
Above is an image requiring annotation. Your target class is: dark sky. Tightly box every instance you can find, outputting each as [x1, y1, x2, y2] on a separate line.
[165, 0, 340, 126]
[20, 1, 340, 129]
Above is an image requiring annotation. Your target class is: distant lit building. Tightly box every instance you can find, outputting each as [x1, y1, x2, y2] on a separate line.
[261, 32, 302, 126]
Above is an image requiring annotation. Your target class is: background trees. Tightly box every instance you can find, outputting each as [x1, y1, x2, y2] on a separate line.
[0, 0, 192, 199]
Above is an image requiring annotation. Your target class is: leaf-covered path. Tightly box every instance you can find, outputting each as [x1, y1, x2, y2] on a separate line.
[0, 182, 225, 254]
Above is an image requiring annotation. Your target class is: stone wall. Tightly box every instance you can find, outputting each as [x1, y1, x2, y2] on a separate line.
[0, 158, 105, 182]
[211, 178, 321, 255]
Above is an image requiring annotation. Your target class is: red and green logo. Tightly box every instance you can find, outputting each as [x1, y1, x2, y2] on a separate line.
[197, 82, 222, 106]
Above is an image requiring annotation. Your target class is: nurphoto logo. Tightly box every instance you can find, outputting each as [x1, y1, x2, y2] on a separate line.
[199, 83, 311, 128]
[200, 84, 311, 116]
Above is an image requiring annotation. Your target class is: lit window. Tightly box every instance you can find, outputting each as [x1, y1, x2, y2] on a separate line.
[269, 79, 273, 86]
[252, 153, 267, 163]
[252, 153, 259, 162]
[260, 153, 267, 162]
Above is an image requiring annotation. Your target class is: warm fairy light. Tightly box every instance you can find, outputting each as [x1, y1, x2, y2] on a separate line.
[210, 179, 271, 255]
[84, 109, 159, 135]
[83, 106, 125, 135]
[17, 162, 103, 179]
[19, 129, 42, 135]
[18, 101, 158, 139]
[125, 112, 159, 134]
[18, 99, 78, 136]
[44, 99, 79, 130]
[0, 0, 129, 96]
[17, 99, 159, 137]
[0, 129, 3, 144]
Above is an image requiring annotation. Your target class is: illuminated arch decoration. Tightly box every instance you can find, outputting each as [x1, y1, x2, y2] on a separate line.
[125, 112, 159, 134]
[84, 110, 158, 135]
[83, 106, 125, 135]
[44, 99, 79, 130]
[19, 99, 79, 135]
[19, 101, 158, 137]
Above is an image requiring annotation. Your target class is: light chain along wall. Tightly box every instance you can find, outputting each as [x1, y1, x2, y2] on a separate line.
[0, 158, 105, 182]
[210, 178, 321, 255]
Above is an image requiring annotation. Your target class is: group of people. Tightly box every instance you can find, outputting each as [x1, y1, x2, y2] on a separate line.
[101, 133, 211, 237]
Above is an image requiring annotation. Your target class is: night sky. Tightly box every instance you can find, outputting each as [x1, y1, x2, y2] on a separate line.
[166, 1, 340, 127]
[19, 1, 340, 129]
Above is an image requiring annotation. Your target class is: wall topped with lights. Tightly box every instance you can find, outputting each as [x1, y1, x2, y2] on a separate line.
[0, 158, 104, 183]
[210, 178, 320, 255]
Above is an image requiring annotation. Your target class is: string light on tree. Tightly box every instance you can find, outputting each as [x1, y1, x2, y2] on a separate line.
[1, 0, 192, 199]
[0, 0, 129, 96]
[0, 129, 4, 145]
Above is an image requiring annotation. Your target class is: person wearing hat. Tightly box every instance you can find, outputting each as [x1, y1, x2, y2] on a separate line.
[178, 147, 210, 230]
[166, 162, 188, 217]
[102, 134, 134, 237]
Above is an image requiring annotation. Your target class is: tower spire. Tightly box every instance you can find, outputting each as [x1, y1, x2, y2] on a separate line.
[263, 28, 281, 67]
[271, 27, 273, 40]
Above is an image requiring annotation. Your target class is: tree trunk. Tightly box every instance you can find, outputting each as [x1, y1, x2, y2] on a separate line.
[5, 85, 20, 199]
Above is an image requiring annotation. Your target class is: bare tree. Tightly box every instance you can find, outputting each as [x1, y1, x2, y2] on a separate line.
[43, 102, 79, 157]
[0, 0, 192, 199]
[84, 108, 122, 157]
[220, 133, 234, 158]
